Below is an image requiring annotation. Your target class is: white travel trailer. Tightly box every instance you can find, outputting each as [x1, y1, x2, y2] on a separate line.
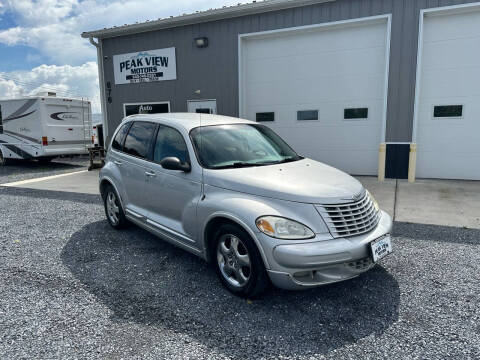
[0, 93, 93, 165]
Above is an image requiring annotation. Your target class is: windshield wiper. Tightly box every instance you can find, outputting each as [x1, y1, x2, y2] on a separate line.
[212, 162, 261, 169]
[258, 156, 304, 166]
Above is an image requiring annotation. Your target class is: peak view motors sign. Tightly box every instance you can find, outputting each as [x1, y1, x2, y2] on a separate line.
[113, 48, 177, 85]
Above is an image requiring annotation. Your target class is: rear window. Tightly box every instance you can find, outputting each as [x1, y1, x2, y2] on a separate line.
[111, 122, 131, 151]
[123, 121, 157, 159]
[0, 105, 3, 134]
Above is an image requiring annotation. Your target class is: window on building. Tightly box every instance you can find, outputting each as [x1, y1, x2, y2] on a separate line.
[195, 108, 212, 114]
[297, 110, 319, 121]
[153, 125, 190, 164]
[344, 108, 368, 120]
[111, 122, 131, 152]
[256, 112, 275, 122]
[434, 105, 463, 118]
[0, 105, 3, 134]
[123, 121, 157, 159]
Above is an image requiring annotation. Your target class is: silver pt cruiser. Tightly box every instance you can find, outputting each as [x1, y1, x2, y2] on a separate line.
[100, 113, 393, 297]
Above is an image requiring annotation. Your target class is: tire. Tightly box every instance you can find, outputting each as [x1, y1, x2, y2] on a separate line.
[0, 149, 9, 166]
[103, 185, 128, 229]
[212, 223, 269, 298]
[37, 157, 54, 164]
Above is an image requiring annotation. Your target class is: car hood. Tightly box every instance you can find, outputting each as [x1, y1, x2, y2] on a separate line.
[204, 158, 364, 204]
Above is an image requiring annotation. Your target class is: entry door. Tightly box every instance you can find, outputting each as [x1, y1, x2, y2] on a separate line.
[187, 100, 217, 114]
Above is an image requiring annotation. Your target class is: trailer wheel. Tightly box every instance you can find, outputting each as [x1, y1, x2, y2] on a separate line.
[37, 157, 54, 164]
[0, 149, 9, 166]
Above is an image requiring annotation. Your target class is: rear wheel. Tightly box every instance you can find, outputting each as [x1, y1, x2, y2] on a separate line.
[103, 185, 128, 229]
[213, 223, 269, 298]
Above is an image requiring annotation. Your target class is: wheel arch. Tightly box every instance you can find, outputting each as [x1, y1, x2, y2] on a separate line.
[99, 176, 125, 211]
[203, 213, 270, 270]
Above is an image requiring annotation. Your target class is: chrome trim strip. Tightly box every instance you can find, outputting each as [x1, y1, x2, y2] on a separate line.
[125, 208, 145, 220]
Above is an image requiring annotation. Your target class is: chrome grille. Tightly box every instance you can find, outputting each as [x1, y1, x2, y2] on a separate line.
[316, 191, 380, 238]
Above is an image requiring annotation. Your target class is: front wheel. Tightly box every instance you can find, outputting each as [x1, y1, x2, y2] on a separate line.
[213, 224, 269, 298]
[103, 185, 128, 229]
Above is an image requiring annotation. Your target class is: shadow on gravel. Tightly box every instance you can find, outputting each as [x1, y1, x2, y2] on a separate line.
[0, 187, 100, 205]
[62, 221, 400, 359]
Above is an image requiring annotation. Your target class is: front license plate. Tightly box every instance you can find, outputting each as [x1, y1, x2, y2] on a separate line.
[370, 235, 393, 262]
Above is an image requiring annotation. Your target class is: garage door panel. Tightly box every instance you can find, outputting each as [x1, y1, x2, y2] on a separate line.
[423, 12, 480, 42]
[298, 148, 379, 175]
[416, 10, 480, 180]
[246, 48, 386, 86]
[423, 38, 480, 69]
[417, 125, 480, 152]
[244, 22, 387, 61]
[421, 68, 480, 98]
[245, 74, 385, 106]
[272, 124, 381, 149]
[417, 152, 480, 180]
[290, 47, 386, 78]
[247, 100, 384, 126]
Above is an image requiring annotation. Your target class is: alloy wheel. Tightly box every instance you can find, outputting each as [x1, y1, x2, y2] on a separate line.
[217, 234, 252, 288]
[106, 191, 120, 225]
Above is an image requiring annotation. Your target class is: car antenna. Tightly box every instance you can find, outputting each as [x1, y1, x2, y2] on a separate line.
[199, 113, 205, 191]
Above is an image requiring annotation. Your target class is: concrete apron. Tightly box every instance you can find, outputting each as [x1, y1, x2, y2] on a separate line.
[0, 170, 100, 195]
[1, 171, 479, 229]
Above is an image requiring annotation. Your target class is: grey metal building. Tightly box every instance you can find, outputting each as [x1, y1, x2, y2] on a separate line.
[82, 0, 480, 180]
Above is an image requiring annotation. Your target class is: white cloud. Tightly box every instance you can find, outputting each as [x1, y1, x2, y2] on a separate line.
[0, 0, 243, 114]
[0, 62, 100, 112]
[0, 0, 243, 65]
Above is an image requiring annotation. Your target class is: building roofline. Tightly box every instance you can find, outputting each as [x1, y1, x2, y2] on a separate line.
[81, 0, 335, 39]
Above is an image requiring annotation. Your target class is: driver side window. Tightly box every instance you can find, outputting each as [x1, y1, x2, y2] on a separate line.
[153, 125, 189, 164]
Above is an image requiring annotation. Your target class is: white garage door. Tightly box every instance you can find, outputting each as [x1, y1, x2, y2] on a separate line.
[415, 8, 480, 180]
[239, 17, 390, 176]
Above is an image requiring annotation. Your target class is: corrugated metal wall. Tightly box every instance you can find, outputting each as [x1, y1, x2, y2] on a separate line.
[101, 0, 478, 142]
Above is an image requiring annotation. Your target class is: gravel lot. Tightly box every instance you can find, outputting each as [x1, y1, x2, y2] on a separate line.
[0, 165, 479, 359]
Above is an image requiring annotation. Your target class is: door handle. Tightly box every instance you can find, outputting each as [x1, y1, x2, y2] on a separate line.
[114, 160, 122, 165]
[145, 171, 156, 177]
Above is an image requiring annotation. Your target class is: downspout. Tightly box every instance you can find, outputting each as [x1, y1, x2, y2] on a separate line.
[89, 36, 109, 148]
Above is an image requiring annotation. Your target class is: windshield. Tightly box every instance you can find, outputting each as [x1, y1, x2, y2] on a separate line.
[190, 124, 303, 169]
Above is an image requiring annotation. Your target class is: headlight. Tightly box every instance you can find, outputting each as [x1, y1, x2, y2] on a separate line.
[256, 216, 315, 240]
[367, 190, 380, 212]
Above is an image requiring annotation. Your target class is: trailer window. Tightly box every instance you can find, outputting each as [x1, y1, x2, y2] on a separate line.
[0, 105, 3, 134]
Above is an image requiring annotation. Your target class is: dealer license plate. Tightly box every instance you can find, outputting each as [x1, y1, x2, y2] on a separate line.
[370, 235, 393, 262]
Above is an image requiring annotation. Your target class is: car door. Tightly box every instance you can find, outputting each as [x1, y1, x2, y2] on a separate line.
[119, 121, 157, 217]
[143, 124, 202, 244]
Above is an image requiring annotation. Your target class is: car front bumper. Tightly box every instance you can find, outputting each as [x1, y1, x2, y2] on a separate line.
[261, 210, 393, 290]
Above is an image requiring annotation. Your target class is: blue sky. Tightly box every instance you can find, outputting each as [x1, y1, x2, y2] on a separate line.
[0, 0, 241, 113]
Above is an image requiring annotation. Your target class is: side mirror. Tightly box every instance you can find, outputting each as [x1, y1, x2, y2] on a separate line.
[160, 157, 191, 172]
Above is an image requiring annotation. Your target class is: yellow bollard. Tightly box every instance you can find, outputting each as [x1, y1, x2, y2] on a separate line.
[408, 143, 417, 183]
[378, 143, 386, 182]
